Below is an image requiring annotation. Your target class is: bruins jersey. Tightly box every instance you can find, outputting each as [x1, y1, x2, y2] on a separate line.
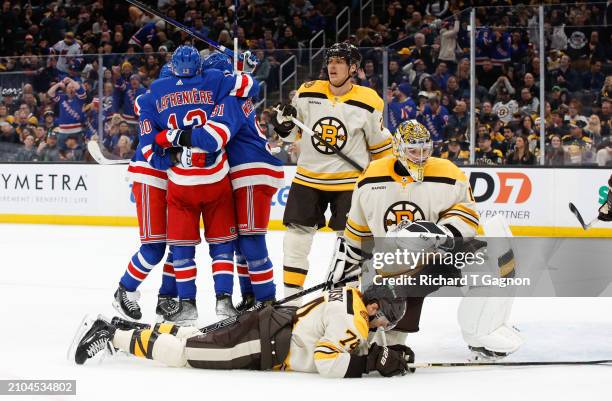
[285, 80, 393, 191]
[344, 156, 479, 246]
[279, 287, 369, 378]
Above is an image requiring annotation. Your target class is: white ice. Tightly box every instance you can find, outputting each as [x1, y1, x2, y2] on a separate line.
[1, 224, 611, 401]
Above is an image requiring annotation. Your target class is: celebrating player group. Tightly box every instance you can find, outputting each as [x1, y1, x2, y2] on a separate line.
[70, 41, 612, 379]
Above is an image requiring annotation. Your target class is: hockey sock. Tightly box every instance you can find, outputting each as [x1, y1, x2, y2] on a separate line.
[283, 225, 315, 299]
[172, 245, 197, 300]
[235, 249, 253, 296]
[112, 329, 187, 367]
[152, 323, 200, 339]
[209, 241, 235, 295]
[158, 247, 177, 298]
[120, 243, 166, 292]
[239, 235, 275, 302]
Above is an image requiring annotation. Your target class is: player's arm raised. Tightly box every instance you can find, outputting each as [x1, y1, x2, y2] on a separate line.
[215, 69, 261, 99]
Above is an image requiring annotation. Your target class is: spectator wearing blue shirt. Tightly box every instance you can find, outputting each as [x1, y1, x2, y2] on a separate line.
[388, 83, 417, 132]
[47, 77, 86, 149]
[418, 96, 449, 143]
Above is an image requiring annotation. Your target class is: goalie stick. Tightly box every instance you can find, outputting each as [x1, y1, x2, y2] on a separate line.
[87, 140, 131, 165]
[408, 359, 612, 369]
[272, 107, 365, 172]
[198, 275, 356, 335]
[568, 202, 598, 230]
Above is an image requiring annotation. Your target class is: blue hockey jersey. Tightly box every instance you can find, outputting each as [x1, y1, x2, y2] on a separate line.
[128, 70, 260, 187]
[417, 104, 449, 142]
[388, 97, 417, 132]
[189, 96, 284, 190]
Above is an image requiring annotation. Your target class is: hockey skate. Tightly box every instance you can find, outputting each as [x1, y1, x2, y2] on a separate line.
[216, 294, 238, 320]
[156, 295, 179, 322]
[110, 316, 151, 331]
[69, 315, 116, 365]
[112, 284, 142, 321]
[235, 293, 255, 313]
[467, 325, 524, 362]
[163, 299, 198, 326]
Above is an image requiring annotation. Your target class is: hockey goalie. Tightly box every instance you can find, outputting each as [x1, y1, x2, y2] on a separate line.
[327, 119, 524, 360]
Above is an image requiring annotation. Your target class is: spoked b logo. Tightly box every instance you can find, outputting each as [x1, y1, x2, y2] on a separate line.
[311, 117, 348, 154]
[383, 201, 425, 232]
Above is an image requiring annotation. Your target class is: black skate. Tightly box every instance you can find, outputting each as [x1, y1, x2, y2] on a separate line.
[110, 316, 151, 331]
[235, 293, 255, 313]
[69, 315, 116, 365]
[112, 284, 142, 321]
[216, 294, 238, 320]
[156, 295, 179, 321]
[163, 299, 198, 326]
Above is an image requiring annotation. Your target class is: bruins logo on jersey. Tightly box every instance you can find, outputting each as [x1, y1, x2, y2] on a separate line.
[383, 201, 425, 232]
[311, 117, 348, 154]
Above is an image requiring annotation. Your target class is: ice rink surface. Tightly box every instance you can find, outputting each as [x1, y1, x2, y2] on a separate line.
[1, 223, 611, 401]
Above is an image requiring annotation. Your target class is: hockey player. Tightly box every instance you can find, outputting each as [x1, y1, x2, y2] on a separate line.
[598, 175, 612, 222]
[72, 284, 414, 378]
[165, 52, 284, 309]
[328, 120, 522, 359]
[271, 42, 393, 302]
[145, 45, 259, 324]
[116, 46, 259, 323]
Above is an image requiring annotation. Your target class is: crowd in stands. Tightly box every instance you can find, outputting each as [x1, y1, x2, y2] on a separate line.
[0, 0, 611, 166]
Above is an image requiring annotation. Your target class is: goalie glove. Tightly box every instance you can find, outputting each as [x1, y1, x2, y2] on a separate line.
[270, 103, 297, 137]
[155, 129, 192, 149]
[387, 220, 455, 253]
[325, 237, 368, 290]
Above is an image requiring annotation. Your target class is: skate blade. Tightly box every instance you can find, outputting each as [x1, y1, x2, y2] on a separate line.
[112, 300, 138, 322]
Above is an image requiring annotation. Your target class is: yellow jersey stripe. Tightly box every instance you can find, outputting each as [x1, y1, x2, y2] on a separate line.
[368, 138, 392, 151]
[296, 166, 362, 180]
[447, 204, 479, 220]
[314, 350, 340, 361]
[443, 213, 479, 230]
[344, 229, 362, 243]
[346, 218, 371, 233]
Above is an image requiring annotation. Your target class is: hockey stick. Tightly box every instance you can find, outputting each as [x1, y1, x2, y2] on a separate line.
[87, 140, 131, 165]
[273, 107, 365, 172]
[568, 202, 598, 230]
[198, 275, 356, 335]
[125, 0, 257, 68]
[408, 359, 612, 369]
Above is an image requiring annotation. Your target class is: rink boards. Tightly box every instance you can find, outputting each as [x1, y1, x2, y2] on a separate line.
[0, 163, 610, 237]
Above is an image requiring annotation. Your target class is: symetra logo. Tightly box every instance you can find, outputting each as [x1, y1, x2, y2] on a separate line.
[469, 172, 532, 204]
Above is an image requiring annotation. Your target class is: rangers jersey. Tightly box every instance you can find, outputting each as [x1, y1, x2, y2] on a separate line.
[279, 287, 369, 378]
[344, 156, 479, 247]
[127, 71, 260, 188]
[285, 80, 393, 191]
[189, 96, 284, 190]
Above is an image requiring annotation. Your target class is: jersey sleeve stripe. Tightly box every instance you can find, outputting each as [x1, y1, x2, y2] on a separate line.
[316, 342, 342, 353]
[230, 73, 249, 97]
[345, 225, 372, 240]
[368, 137, 392, 151]
[447, 204, 480, 220]
[206, 121, 230, 148]
[440, 212, 479, 230]
[314, 351, 340, 361]
[141, 144, 153, 162]
[346, 218, 371, 233]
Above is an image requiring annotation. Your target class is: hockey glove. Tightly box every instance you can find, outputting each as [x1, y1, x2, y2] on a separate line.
[271, 103, 297, 137]
[241, 51, 258, 73]
[325, 237, 368, 290]
[155, 129, 193, 149]
[388, 220, 455, 253]
[178, 148, 220, 169]
[366, 343, 408, 377]
[388, 344, 416, 373]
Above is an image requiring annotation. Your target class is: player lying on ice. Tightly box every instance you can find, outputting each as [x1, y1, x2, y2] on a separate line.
[71, 285, 415, 378]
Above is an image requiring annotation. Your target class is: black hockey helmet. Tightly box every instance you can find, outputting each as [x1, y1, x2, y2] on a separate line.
[325, 42, 362, 69]
[362, 284, 406, 331]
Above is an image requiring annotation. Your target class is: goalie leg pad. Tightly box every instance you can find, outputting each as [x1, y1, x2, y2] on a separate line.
[239, 235, 275, 302]
[120, 242, 166, 291]
[283, 224, 316, 300]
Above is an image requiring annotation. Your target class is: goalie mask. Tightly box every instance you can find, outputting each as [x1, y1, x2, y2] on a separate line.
[392, 120, 433, 182]
[362, 284, 406, 331]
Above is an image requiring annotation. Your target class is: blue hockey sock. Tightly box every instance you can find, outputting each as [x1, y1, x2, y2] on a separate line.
[210, 241, 234, 295]
[172, 245, 197, 300]
[158, 246, 177, 297]
[239, 235, 275, 302]
[120, 242, 165, 292]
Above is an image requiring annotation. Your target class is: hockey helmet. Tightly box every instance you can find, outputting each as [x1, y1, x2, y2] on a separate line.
[392, 120, 433, 182]
[202, 52, 233, 73]
[325, 42, 362, 69]
[158, 62, 174, 78]
[171, 45, 201, 77]
[362, 284, 406, 331]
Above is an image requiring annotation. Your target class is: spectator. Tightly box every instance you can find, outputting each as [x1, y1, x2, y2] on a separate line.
[582, 60, 605, 93]
[388, 59, 404, 86]
[388, 83, 416, 132]
[564, 102, 588, 128]
[545, 134, 565, 166]
[409, 33, 434, 72]
[548, 55, 580, 92]
[585, 114, 602, 144]
[440, 135, 469, 165]
[15, 134, 38, 161]
[475, 133, 503, 165]
[114, 134, 135, 159]
[479, 101, 500, 128]
[438, 15, 460, 73]
[518, 87, 539, 116]
[36, 131, 61, 162]
[116, 74, 146, 128]
[61, 135, 84, 161]
[596, 142, 612, 167]
[446, 100, 468, 136]
[50, 32, 82, 77]
[47, 76, 86, 144]
[418, 96, 449, 143]
[506, 135, 536, 165]
[0, 121, 19, 144]
[493, 87, 519, 124]
[599, 99, 612, 137]
[426, 1, 449, 19]
[497, 125, 516, 157]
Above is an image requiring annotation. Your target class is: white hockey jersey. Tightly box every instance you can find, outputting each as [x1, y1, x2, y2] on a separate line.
[277, 287, 369, 378]
[344, 156, 479, 248]
[284, 80, 393, 191]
